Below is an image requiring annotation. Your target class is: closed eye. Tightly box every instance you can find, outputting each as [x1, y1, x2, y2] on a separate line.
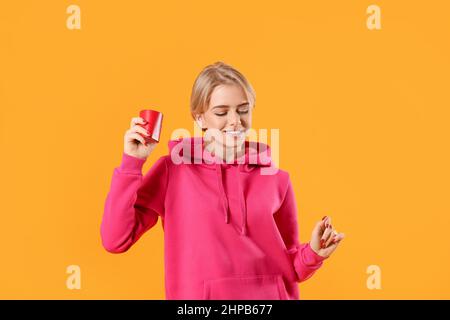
[215, 109, 249, 116]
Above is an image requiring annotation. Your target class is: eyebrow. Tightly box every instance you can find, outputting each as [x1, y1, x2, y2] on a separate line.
[211, 102, 250, 110]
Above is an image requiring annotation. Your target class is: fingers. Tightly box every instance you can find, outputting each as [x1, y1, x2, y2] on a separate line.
[320, 225, 333, 249]
[317, 214, 345, 257]
[333, 232, 345, 244]
[315, 215, 345, 251]
[313, 220, 324, 237]
[130, 117, 147, 129]
[318, 215, 332, 247]
[323, 216, 332, 229]
[318, 217, 326, 232]
[310, 221, 324, 252]
[129, 125, 150, 137]
[327, 232, 345, 251]
[127, 132, 146, 146]
[324, 232, 345, 254]
[325, 228, 338, 247]
[314, 216, 331, 248]
[314, 216, 328, 236]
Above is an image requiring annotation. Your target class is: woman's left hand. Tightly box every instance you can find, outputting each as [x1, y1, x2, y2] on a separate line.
[309, 216, 345, 258]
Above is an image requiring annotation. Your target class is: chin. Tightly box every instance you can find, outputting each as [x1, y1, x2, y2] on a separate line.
[220, 136, 246, 149]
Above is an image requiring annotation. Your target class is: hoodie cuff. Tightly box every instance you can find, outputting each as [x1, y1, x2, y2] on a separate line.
[118, 152, 146, 174]
[302, 242, 327, 266]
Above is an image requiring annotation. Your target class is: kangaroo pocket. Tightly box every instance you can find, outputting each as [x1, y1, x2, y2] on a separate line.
[203, 274, 287, 300]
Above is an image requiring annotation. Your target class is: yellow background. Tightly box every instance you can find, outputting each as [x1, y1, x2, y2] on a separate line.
[1, 0, 449, 299]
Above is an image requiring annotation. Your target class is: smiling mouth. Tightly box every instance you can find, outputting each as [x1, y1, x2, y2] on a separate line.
[223, 130, 246, 136]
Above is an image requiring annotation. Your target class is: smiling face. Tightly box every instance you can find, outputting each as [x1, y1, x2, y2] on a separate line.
[198, 84, 253, 150]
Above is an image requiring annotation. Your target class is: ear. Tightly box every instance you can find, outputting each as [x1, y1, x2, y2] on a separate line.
[195, 115, 204, 129]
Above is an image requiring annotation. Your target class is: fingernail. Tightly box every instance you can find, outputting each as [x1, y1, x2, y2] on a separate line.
[322, 216, 328, 221]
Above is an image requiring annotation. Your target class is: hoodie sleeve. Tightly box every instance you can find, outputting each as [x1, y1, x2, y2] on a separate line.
[273, 174, 327, 282]
[100, 152, 169, 253]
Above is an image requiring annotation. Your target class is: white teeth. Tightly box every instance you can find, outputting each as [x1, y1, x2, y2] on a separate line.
[224, 130, 244, 136]
[225, 131, 244, 137]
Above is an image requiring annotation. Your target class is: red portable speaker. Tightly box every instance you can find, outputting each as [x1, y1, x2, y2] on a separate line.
[138, 109, 163, 145]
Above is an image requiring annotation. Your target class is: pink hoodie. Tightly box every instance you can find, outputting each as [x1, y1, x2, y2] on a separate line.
[101, 136, 327, 300]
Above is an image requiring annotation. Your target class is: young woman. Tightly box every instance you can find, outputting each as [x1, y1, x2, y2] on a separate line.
[101, 61, 345, 300]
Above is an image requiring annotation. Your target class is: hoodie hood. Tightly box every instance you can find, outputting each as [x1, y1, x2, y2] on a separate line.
[168, 136, 273, 236]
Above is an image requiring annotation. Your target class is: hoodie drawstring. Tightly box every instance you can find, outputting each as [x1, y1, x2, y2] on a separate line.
[215, 163, 247, 236]
[215, 164, 229, 224]
[236, 164, 248, 236]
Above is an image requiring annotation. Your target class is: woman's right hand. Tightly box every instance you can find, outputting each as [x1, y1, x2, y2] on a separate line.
[124, 117, 158, 160]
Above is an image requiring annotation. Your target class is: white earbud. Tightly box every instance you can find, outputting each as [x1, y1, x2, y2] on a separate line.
[196, 117, 203, 129]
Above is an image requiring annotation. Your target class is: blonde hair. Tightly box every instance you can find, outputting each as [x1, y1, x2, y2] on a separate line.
[190, 61, 256, 121]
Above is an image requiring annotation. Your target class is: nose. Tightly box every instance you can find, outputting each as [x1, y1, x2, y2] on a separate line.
[227, 109, 242, 128]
